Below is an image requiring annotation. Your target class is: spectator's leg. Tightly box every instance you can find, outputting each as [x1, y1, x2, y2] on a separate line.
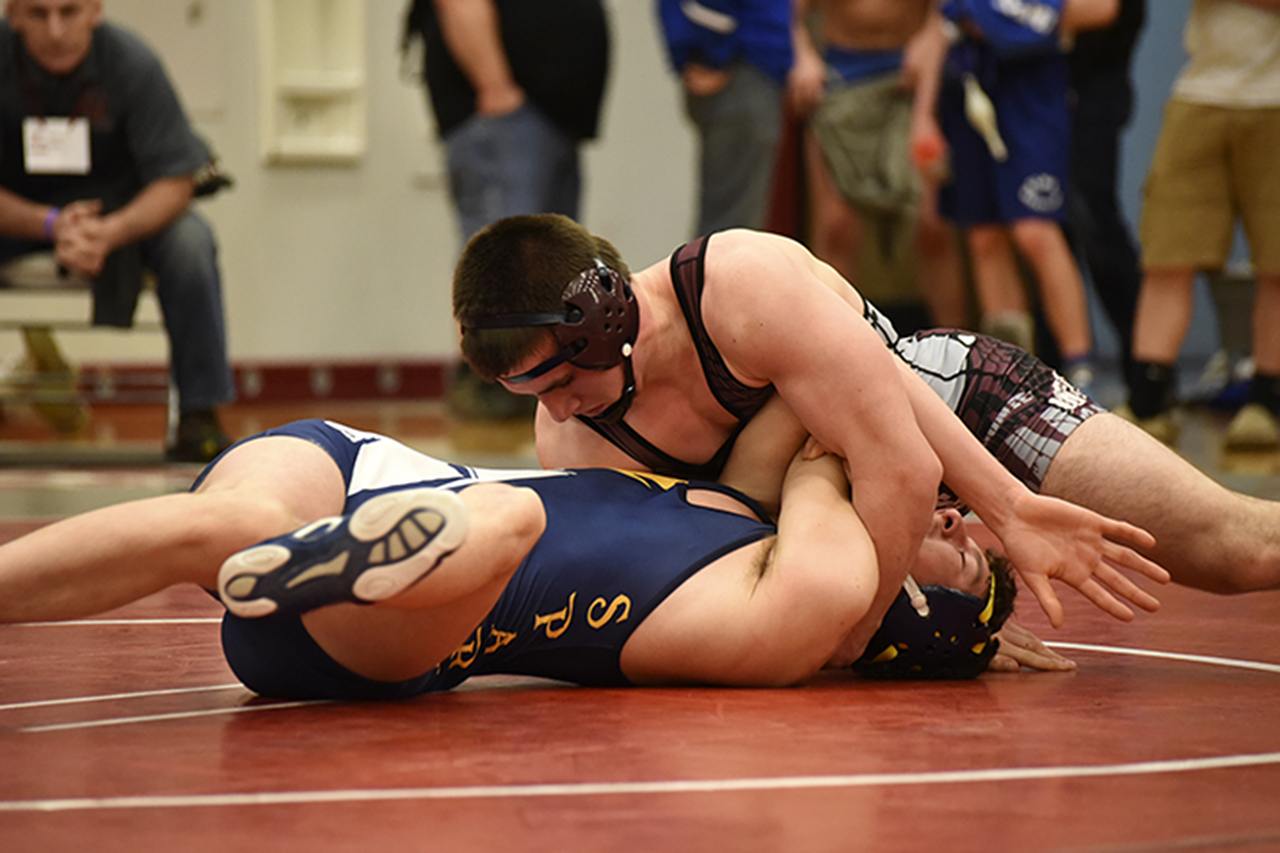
[442, 103, 579, 236]
[804, 128, 865, 283]
[968, 225, 1034, 351]
[685, 63, 783, 234]
[1010, 217, 1093, 362]
[442, 106, 558, 418]
[1225, 273, 1280, 448]
[1126, 266, 1195, 442]
[1069, 97, 1141, 370]
[1125, 101, 1234, 438]
[141, 210, 234, 458]
[915, 189, 968, 328]
[1225, 105, 1280, 448]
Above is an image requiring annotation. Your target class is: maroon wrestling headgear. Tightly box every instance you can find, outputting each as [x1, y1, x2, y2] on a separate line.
[467, 259, 640, 382]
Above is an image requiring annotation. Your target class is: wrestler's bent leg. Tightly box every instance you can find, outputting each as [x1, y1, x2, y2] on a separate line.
[295, 483, 547, 683]
[1042, 413, 1280, 593]
[0, 436, 343, 623]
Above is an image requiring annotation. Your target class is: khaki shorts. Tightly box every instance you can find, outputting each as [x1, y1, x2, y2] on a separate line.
[811, 72, 919, 216]
[1140, 99, 1280, 274]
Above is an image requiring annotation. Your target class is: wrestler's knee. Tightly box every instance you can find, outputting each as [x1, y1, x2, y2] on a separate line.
[458, 484, 546, 582]
[1208, 538, 1280, 594]
[170, 491, 308, 579]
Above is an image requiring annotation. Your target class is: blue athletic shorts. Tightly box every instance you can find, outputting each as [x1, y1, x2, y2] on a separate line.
[938, 43, 1071, 225]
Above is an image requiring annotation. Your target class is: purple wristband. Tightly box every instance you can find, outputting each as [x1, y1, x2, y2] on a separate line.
[43, 207, 60, 241]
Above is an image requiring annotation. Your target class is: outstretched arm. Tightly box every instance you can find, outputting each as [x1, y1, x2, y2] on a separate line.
[891, 358, 1169, 626]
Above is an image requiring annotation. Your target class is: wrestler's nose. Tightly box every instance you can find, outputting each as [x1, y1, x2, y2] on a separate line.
[542, 394, 577, 423]
[933, 508, 966, 541]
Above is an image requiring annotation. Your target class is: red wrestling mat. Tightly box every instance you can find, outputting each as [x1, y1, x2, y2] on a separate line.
[2, 543, 1279, 852]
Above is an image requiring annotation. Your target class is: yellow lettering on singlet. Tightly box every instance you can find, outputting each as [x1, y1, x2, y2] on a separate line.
[447, 625, 483, 670]
[611, 469, 687, 491]
[485, 627, 518, 654]
[533, 591, 576, 639]
[587, 594, 632, 629]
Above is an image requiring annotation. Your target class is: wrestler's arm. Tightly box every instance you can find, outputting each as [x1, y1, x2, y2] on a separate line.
[623, 440, 879, 687]
[701, 231, 942, 630]
[888, 357, 1168, 626]
[717, 395, 809, 518]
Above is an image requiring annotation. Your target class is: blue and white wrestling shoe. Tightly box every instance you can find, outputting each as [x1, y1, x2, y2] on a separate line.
[218, 488, 469, 619]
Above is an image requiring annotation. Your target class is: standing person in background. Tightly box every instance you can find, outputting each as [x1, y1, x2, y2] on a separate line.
[937, 0, 1118, 393]
[1123, 0, 1280, 450]
[790, 0, 967, 330]
[401, 0, 610, 419]
[0, 0, 235, 462]
[1066, 0, 1146, 392]
[657, 0, 793, 235]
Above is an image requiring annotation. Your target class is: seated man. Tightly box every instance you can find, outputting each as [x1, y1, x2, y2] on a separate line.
[0, 0, 234, 461]
[453, 215, 1169, 633]
[0, 419, 1019, 698]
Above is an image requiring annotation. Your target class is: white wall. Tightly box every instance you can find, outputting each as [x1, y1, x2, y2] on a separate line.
[9, 0, 696, 366]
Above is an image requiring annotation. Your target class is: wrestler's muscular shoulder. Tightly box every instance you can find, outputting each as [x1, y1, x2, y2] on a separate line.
[699, 230, 866, 375]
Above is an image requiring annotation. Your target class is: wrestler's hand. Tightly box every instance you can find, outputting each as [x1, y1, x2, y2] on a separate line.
[786, 437, 849, 493]
[995, 492, 1170, 628]
[989, 618, 1076, 673]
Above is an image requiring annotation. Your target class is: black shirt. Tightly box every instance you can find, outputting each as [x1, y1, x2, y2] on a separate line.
[1070, 0, 1147, 81]
[404, 0, 610, 140]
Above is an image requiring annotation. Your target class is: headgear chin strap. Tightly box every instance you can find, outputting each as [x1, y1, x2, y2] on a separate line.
[852, 573, 1000, 680]
[467, 259, 640, 380]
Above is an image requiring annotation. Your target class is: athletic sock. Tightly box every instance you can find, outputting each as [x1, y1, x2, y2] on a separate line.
[1128, 360, 1176, 419]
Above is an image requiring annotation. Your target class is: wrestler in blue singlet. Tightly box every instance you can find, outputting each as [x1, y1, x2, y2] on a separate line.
[204, 420, 775, 700]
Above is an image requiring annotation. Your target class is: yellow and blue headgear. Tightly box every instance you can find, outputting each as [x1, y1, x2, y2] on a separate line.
[853, 573, 1004, 680]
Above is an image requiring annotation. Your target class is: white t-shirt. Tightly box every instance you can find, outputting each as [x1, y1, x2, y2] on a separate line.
[1174, 0, 1280, 107]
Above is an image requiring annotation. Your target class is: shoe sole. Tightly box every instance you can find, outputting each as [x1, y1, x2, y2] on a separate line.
[218, 488, 469, 619]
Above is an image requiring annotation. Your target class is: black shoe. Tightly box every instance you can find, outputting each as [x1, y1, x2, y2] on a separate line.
[218, 487, 469, 618]
[167, 409, 232, 463]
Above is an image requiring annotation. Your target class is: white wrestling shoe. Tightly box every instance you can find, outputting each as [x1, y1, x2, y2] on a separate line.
[218, 487, 469, 619]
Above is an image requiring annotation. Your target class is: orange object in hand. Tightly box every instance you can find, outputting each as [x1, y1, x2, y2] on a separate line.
[912, 130, 944, 171]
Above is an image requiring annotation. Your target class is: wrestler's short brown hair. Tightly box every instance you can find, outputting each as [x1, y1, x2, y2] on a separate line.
[452, 214, 630, 380]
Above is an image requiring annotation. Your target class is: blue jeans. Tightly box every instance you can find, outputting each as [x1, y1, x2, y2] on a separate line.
[141, 209, 234, 412]
[443, 103, 582, 243]
[0, 208, 233, 412]
[683, 61, 782, 235]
